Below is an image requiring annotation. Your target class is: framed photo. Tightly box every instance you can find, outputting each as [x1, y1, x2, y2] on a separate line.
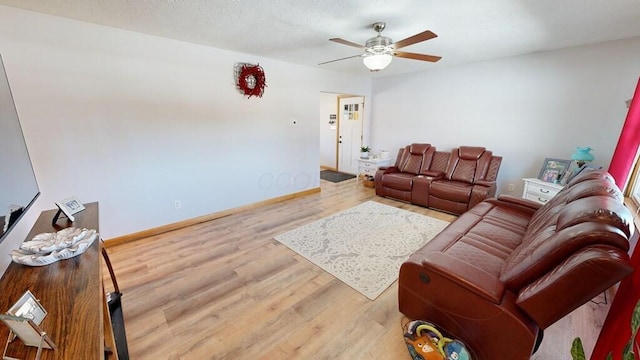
[0, 290, 56, 349]
[54, 196, 85, 222]
[0, 315, 56, 349]
[8, 290, 47, 325]
[537, 158, 571, 184]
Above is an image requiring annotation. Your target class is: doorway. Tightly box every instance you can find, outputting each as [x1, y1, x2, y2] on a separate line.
[319, 93, 366, 175]
[337, 96, 365, 174]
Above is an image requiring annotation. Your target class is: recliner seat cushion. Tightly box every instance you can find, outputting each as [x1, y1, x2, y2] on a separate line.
[430, 181, 473, 202]
[381, 173, 415, 191]
[420, 202, 531, 279]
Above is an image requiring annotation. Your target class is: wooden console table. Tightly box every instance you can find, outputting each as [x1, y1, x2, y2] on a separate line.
[0, 202, 115, 359]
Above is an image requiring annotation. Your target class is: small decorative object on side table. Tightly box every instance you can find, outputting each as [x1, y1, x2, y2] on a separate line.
[360, 146, 371, 159]
[537, 158, 571, 185]
[570, 146, 595, 168]
[52, 196, 85, 225]
[522, 178, 564, 205]
[356, 157, 392, 185]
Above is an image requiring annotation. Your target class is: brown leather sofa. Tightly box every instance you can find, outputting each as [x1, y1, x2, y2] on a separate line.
[375, 144, 502, 214]
[398, 169, 636, 359]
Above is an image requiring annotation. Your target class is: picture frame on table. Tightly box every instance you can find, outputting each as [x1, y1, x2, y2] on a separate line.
[53, 196, 85, 223]
[537, 158, 571, 184]
[0, 290, 57, 350]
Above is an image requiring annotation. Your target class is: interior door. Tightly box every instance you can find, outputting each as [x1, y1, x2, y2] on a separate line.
[337, 96, 364, 174]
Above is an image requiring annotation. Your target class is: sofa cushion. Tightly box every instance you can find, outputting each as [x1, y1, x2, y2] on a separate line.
[522, 177, 625, 246]
[429, 181, 472, 202]
[447, 147, 489, 184]
[422, 201, 531, 279]
[381, 173, 415, 191]
[399, 143, 432, 175]
[421, 150, 450, 175]
[556, 197, 634, 238]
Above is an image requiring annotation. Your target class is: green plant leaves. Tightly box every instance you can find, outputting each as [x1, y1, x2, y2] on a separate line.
[627, 299, 640, 360]
[622, 340, 633, 359]
[569, 297, 640, 359]
[571, 337, 586, 360]
[631, 299, 640, 338]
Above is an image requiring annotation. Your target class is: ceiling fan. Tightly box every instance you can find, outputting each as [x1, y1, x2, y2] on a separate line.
[319, 22, 441, 71]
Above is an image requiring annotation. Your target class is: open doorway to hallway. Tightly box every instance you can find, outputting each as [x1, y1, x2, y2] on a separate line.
[319, 92, 365, 175]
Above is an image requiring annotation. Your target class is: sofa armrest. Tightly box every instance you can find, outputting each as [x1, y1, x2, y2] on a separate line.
[485, 195, 541, 214]
[516, 245, 632, 329]
[470, 183, 497, 209]
[420, 170, 444, 178]
[419, 252, 505, 304]
[475, 179, 495, 187]
[379, 166, 401, 174]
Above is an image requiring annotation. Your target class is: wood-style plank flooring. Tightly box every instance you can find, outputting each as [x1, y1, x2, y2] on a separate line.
[103, 178, 610, 359]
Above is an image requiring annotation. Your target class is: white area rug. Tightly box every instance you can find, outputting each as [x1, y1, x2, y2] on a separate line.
[274, 201, 450, 300]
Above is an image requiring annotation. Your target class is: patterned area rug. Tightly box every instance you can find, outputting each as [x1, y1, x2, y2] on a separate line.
[274, 201, 450, 300]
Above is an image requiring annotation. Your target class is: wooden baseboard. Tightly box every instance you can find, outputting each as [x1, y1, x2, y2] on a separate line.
[104, 187, 321, 248]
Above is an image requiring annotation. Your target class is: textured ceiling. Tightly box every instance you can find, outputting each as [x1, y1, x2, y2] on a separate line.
[1, 0, 640, 78]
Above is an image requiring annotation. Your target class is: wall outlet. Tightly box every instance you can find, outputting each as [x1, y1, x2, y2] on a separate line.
[174, 200, 181, 209]
[507, 184, 515, 192]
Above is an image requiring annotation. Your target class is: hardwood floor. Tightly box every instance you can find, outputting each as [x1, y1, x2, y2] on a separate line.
[103, 178, 610, 359]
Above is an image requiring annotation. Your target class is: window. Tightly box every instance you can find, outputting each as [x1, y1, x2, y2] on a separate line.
[629, 148, 640, 207]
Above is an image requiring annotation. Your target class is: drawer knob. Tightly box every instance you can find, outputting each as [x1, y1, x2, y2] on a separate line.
[539, 189, 550, 194]
[538, 197, 548, 203]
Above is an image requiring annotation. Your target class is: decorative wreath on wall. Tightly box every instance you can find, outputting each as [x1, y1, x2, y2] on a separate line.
[235, 63, 267, 98]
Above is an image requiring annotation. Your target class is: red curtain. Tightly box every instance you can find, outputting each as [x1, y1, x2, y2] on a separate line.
[608, 77, 640, 189]
[592, 77, 640, 359]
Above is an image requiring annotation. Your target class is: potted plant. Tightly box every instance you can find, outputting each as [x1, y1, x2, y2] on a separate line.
[570, 298, 640, 360]
[360, 146, 371, 159]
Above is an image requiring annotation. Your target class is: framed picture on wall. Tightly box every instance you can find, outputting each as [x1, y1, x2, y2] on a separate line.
[537, 158, 572, 184]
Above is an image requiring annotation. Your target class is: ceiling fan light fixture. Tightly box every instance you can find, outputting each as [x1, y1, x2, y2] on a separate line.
[363, 54, 392, 71]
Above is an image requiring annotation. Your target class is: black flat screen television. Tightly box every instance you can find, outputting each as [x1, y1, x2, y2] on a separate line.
[0, 54, 40, 243]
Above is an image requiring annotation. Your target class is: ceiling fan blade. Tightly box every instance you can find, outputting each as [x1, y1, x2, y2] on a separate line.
[394, 51, 442, 63]
[393, 30, 437, 49]
[318, 54, 364, 65]
[329, 38, 366, 49]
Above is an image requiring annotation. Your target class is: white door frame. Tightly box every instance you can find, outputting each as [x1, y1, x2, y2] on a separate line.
[336, 95, 365, 174]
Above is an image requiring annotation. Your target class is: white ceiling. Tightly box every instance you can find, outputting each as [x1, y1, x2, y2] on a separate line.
[1, 0, 640, 78]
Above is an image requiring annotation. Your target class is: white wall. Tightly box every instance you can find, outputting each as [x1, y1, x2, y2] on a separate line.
[370, 37, 640, 195]
[0, 6, 371, 274]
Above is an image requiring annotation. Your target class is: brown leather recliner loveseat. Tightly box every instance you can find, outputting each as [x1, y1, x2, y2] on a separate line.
[398, 169, 636, 359]
[375, 143, 502, 215]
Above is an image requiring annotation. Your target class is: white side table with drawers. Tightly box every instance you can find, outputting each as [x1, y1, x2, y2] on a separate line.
[356, 158, 392, 184]
[522, 178, 564, 205]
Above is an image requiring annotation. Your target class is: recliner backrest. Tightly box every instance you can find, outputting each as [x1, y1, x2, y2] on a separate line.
[394, 146, 410, 168]
[524, 175, 625, 238]
[399, 143, 433, 175]
[421, 150, 450, 175]
[444, 146, 493, 184]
